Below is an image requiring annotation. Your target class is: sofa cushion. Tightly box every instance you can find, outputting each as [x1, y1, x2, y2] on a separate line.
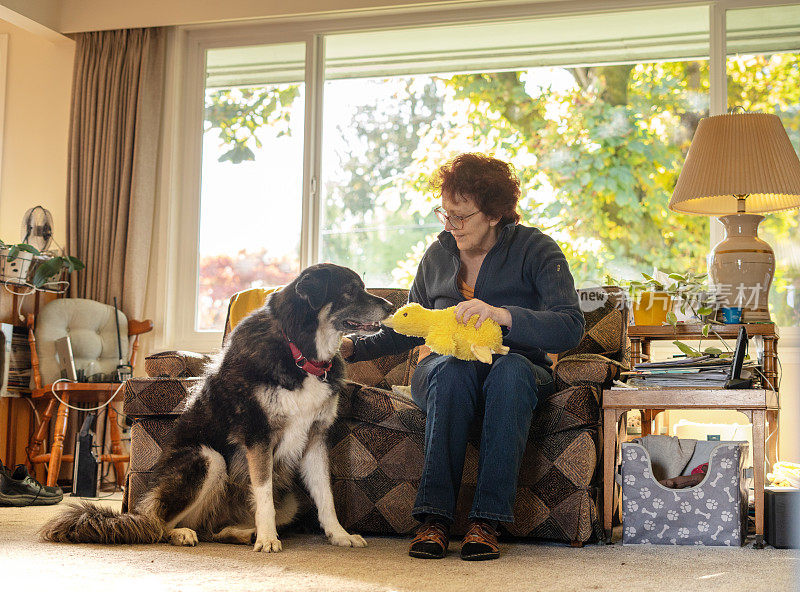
[553, 353, 625, 390]
[145, 351, 211, 378]
[33, 298, 128, 386]
[561, 286, 629, 362]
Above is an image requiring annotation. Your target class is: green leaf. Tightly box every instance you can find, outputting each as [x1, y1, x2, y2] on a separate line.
[666, 311, 677, 327]
[32, 257, 64, 287]
[668, 273, 686, 281]
[673, 340, 701, 357]
[62, 255, 85, 273]
[697, 306, 713, 316]
[704, 347, 723, 355]
[6, 243, 41, 261]
[702, 324, 710, 337]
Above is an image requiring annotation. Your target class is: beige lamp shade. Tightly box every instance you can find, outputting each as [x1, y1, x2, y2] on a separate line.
[670, 112, 800, 214]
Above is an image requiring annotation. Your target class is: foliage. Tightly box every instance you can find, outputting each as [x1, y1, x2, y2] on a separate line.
[320, 78, 447, 286]
[200, 51, 800, 327]
[205, 86, 300, 164]
[198, 248, 298, 330]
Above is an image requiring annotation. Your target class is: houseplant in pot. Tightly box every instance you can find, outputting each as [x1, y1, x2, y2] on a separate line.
[31, 251, 85, 289]
[0, 241, 41, 285]
[627, 273, 673, 326]
[0, 239, 84, 289]
[625, 270, 726, 357]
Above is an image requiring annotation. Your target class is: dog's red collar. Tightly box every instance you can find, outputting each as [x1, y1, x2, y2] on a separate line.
[282, 331, 332, 381]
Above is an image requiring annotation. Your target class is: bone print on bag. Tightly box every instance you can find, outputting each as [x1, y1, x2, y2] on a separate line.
[621, 442, 748, 546]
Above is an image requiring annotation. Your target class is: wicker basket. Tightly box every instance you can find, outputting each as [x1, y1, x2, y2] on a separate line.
[0, 247, 35, 286]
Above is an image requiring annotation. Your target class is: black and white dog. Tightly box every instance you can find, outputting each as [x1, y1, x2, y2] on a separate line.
[42, 263, 393, 552]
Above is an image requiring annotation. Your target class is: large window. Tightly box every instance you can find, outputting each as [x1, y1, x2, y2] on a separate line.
[199, 43, 306, 330]
[179, 2, 800, 342]
[319, 60, 710, 290]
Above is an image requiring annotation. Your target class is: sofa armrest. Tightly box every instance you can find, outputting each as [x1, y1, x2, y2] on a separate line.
[144, 350, 212, 378]
[553, 353, 627, 390]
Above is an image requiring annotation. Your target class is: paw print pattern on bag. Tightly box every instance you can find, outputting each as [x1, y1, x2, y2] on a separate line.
[620, 442, 746, 546]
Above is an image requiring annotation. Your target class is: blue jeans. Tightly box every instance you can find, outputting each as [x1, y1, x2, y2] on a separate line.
[410, 353, 554, 524]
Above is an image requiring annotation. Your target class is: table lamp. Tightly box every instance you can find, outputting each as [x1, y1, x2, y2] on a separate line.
[669, 109, 800, 321]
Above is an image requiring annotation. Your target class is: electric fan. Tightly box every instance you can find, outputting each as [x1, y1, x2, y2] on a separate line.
[20, 206, 54, 251]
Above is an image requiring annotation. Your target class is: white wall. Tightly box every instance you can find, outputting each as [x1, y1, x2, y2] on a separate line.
[0, 19, 73, 249]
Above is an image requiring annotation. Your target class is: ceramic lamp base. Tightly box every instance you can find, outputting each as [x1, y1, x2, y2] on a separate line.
[709, 214, 774, 321]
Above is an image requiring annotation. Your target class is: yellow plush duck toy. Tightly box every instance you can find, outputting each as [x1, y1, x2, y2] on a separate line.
[384, 302, 509, 363]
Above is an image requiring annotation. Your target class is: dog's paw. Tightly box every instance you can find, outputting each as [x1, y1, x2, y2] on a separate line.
[254, 537, 282, 553]
[329, 532, 368, 548]
[168, 528, 198, 547]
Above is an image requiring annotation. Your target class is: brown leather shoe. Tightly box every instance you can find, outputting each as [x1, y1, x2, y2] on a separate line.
[409, 519, 450, 559]
[460, 520, 500, 561]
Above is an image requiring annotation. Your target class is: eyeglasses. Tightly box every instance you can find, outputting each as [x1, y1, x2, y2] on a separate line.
[434, 207, 479, 230]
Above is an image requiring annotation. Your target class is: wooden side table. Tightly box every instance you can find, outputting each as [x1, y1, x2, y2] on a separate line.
[603, 387, 779, 547]
[629, 323, 779, 441]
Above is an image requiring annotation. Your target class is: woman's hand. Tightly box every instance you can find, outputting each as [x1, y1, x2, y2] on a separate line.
[340, 337, 355, 359]
[454, 299, 512, 329]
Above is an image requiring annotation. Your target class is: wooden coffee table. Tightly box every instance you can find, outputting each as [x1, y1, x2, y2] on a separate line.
[602, 387, 779, 547]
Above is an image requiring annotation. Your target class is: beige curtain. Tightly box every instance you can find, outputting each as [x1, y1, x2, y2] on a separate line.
[62, 28, 166, 484]
[67, 28, 166, 320]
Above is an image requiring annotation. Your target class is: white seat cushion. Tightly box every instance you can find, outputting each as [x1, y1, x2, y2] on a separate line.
[34, 298, 129, 386]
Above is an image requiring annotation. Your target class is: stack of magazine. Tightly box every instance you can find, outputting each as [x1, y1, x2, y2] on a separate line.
[624, 355, 751, 388]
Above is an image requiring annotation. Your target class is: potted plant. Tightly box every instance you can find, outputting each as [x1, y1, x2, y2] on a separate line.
[626, 273, 673, 326]
[623, 270, 727, 357]
[0, 241, 41, 285]
[662, 271, 725, 357]
[0, 239, 84, 289]
[32, 251, 85, 288]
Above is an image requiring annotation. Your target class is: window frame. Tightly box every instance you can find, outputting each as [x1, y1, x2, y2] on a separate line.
[156, 0, 800, 351]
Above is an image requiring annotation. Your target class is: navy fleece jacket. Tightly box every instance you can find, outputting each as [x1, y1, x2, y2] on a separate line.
[349, 223, 586, 369]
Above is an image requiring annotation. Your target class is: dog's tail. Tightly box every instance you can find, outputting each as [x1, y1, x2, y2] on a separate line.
[40, 501, 164, 544]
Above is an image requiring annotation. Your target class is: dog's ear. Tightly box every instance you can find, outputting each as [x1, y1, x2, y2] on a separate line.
[295, 269, 331, 310]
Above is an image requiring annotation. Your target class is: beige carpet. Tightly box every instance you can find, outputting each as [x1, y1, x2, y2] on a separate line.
[1, 498, 797, 592]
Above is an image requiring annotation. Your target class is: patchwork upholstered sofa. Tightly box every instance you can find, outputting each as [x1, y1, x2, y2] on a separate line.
[123, 286, 629, 545]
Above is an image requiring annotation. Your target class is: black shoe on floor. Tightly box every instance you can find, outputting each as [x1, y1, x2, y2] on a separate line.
[409, 518, 450, 559]
[0, 462, 63, 507]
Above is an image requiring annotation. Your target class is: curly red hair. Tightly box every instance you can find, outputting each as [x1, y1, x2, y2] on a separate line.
[430, 153, 521, 225]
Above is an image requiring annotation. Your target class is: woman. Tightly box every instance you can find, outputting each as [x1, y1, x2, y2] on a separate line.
[341, 153, 585, 560]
